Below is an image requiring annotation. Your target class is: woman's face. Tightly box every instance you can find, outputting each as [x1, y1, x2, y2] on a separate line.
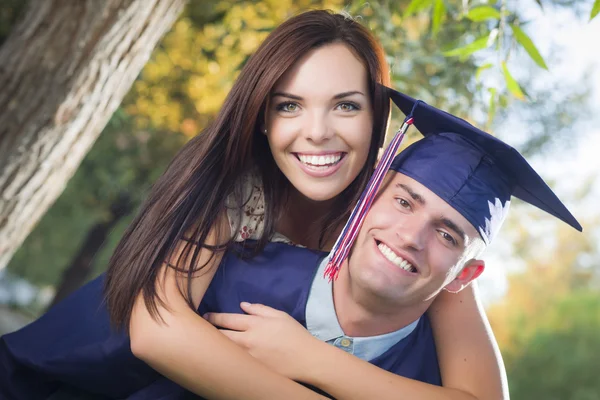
[265, 42, 373, 202]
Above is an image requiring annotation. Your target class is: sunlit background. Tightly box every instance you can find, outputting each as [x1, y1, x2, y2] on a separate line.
[1, 1, 599, 398]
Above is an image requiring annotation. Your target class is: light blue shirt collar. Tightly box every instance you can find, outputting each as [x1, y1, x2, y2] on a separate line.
[306, 257, 419, 361]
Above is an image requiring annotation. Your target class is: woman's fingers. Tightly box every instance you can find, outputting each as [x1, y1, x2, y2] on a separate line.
[206, 304, 285, 332]
[240, 302, 283, 317]
[204, 312, 253, 331]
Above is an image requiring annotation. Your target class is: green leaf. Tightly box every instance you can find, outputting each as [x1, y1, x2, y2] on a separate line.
[465, 6, 501, 22]
[499, 94, 509, 109]
[431, 0, 446, 37]
[591, 0, 600, 21]
[404, 0, 433, 17]
[442, 35, 489, 58]
[502, 62, 525, 100]
[510, 24, 548, 70]
[475, 63, 493, 81]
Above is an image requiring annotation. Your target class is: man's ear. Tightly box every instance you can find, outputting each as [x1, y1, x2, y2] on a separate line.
[444, 259, 485, 293]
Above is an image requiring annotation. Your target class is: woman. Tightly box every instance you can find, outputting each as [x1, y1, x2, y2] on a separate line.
[104, 10, 388, 398]
[1, 10, 506, 400]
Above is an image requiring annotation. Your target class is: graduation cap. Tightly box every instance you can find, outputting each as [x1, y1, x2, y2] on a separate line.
[325, 87, 582, 280]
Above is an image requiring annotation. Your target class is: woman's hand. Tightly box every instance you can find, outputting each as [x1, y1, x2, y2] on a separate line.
[205, 302, 323, 382]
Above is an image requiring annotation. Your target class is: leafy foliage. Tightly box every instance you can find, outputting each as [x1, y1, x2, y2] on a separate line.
[506, 291, 600, 399]
[591, 0, 600, 21]
[465, 6, 501, 22]
[510, 24, 548, 70]
[487, 217, 600, 399]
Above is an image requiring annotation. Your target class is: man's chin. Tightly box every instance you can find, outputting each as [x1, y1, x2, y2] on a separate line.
[360, 277, 413, 301]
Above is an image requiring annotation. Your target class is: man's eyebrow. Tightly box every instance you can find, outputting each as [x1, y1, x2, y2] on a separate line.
[441, 217, 467, 244]
[397, 183, 425, 205]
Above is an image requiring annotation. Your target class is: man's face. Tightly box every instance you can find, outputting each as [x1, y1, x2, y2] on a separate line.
[347, 172, 483, 307]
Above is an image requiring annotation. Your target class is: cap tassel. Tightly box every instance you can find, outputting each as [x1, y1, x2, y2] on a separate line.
[324, 102, 421, 281]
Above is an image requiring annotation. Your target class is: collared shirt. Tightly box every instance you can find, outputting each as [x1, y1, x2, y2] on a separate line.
[305, 257, 420, 361]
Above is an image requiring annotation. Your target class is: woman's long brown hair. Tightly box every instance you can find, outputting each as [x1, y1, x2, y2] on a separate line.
[104, 10, 391, 330]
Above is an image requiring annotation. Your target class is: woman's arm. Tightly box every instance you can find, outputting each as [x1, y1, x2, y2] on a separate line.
[304, 343, 479, 400]
[208, 300, 508, 400]
[129, 215, 325, 400]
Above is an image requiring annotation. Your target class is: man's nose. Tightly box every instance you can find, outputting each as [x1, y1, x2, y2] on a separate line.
[303, 111, 333, 143]
[394, 217, 426, 252]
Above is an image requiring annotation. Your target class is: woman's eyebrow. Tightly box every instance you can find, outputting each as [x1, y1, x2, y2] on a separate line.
[333, 90, 365, 99]
[271, 91, 302, 100]
[271, 90, 365, 101]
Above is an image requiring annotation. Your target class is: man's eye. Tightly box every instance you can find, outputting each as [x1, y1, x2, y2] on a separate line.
[336, 102, 359, 112]
[439, 231, 457, 246]
[396, 198, 411, 209]
[276, 102, 299, 113]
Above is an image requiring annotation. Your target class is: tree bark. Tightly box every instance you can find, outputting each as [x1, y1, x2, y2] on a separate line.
[49, 193, 134, 308]
[0, 0, 187, 270]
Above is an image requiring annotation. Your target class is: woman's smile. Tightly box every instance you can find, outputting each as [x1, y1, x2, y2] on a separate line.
[292, 151, 347, 177]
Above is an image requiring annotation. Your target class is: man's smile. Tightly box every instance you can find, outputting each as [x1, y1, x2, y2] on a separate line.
[375, 239, 418, 274]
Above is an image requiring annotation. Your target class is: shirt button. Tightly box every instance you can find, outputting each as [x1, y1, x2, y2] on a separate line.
[340, 338, 351, 348]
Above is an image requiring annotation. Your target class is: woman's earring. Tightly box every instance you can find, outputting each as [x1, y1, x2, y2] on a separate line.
[263, 128, 268, 134]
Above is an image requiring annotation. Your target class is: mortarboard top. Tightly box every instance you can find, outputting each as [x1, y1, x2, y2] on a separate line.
[386, 87, 582, 244]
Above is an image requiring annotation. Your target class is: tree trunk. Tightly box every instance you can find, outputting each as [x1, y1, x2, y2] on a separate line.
[49, 193, 134, 308]
[0, 0, 187, 270]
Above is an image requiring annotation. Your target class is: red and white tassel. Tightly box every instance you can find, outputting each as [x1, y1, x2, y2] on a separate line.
[324, 115, 416, 281]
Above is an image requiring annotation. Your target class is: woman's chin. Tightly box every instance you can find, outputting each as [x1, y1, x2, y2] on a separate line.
[294, 184, 345, 203]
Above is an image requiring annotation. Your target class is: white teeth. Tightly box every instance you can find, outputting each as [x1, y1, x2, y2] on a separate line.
[377, 242, 416, 273]
[298, 153, 342, 167]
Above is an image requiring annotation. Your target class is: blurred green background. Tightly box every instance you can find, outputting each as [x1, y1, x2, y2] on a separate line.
[1, 1, 599, 398]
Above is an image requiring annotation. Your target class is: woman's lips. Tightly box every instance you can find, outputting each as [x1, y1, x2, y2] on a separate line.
[292, 152, 347, 178]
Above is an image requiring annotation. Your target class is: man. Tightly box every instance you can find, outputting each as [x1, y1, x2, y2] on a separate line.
[0, 88, 581, 399]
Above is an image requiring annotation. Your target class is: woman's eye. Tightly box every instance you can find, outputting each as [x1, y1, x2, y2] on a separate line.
[336, 102, 359, 112]
[276, 102, 300, 113]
